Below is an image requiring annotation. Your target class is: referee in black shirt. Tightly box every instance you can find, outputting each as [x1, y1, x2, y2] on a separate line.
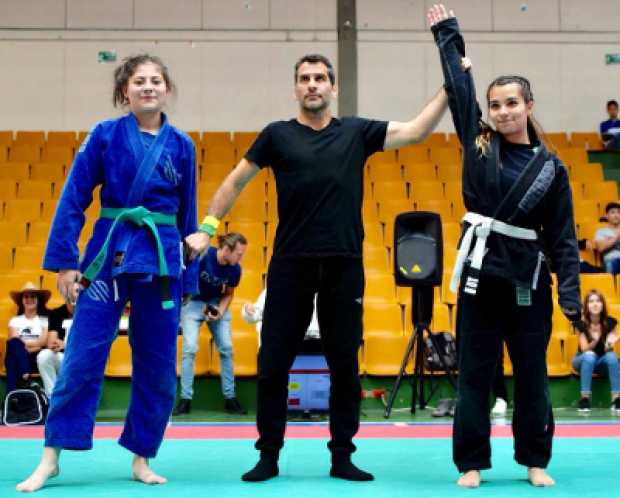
[187, 54, 450, 482]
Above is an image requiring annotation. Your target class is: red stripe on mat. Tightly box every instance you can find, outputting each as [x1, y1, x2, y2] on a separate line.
[2, 424, 620, 439]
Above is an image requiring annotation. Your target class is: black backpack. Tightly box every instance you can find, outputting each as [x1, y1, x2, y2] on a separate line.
[424, 332, 457, 371]
[2, 383, 49, 426]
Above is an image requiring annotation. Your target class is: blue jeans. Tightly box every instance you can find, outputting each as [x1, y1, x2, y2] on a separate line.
[604, 258, 620, 274]
[180, 299, 235, 400]
[572, 351, 620, 395]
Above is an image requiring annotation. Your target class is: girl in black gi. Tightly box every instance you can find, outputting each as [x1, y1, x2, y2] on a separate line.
[428, 4, 581, 488]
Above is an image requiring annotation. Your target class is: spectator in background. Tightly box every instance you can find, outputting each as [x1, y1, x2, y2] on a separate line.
[174, 232, 248, 416]
[600, 100, 620, 150]
[572, 290, 620, 413]
[36, 300, 74, 397]
[592, 202, 620, 274]
[5, 282, 50, 395]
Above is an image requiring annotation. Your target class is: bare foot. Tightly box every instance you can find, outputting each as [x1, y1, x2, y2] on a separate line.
[528, 467, 555, 487]
[457, 470, 481, 488]
[16, 447, 60, 493]
[132, 456, 167, 485]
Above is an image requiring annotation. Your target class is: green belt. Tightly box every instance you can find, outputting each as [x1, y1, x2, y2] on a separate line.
[81, 206, 177, 310]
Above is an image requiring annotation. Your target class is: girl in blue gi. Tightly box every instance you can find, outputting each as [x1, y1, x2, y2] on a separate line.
[17, 54, 198, 492]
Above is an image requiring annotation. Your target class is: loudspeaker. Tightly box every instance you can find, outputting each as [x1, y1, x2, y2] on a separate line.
[393, 211, 443, 288]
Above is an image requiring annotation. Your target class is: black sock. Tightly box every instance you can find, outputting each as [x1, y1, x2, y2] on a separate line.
[330, 456, 374, 481]
[241, 453, 279, 482]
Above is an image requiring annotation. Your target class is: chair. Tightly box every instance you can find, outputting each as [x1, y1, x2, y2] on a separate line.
[558, 148, 589, 166]
[414, 199, 453, 222]
[446, 133, 460, 148]
[546, 132, 570, 150]
[570, 163, 604, 182]
[363, 331, 410, 375]
[367, 150, 398, 169]
[363, 222, 384, 246]
[546, 336, 571, 376]
[0, 144, 7, 162]
[409, 181, 444, 202]
[363, 244, 390, 273]
[0, 244, 13, 273]
[237, 244, 265, 273]
[399, 144, 429, 165]
[0, 221, 27, 246]
[105, 335, 133, 377]
[442, 222, 461, 247]
[364, 272, 396, 303]
[363, 199, 379, 223]
[226, 221, 266, 247]
[402, 162, 437, 183]
[377, 199, 412, 224]
[437, 163, 462, 182]
[203, 131, 233, 149]
[580, 273, 615, 299]
[4, 199, 42, 223]
[573, 200, 601, 224]
[28, 221, 53, 245]
[185, 131, 202, 148]
[0, 162, 30, 181]
[363, 301, 403, 335]
[17, 181, 54, 200]
[200, 162, 233, 182]
[423, 133, 447, 148]
[30, 162, 65, 182]
[41, 146, 74, 165]
[236, 179, 267, 204]
[373, 180, 408, 201]
[47, 131, 77, 148]
[0, 180, 18, 200]
[203, 145, 235, 166]
[368, 163, 402, 182]
[41, 200, 59, 221]
[583, 181, 618, 201]
[233, 132, 259, 159]
[430, 147, 461, 166]
[9, 144, 41, 163]
[15, 131, 45, 147]
[233, 270, 263, 301]
[0, 131, 13, 147]
[227, 200, 267, 222]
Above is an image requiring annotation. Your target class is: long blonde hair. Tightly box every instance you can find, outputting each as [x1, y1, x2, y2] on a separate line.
[475, 75, 552, 156]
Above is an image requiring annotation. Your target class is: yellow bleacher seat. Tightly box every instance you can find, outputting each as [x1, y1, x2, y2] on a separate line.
[9, 143, 41, 163]
[365, 272, 396, 303]
[77, 131, 89, 144]
[571, 132, 603, 150]
[430, 147, 461, 165]
[226, 221, 266, 247]
[409, 181, 443, 202]
[41, 200, 58, 221]
[368, 163, 402, 182]
[105, 335, 132, 377]
[238, 244, 265, 272]
[446, 133, 460, 148]
[4, 199, 41, 223]
[203, 131, 233, 149]
[47, 131, 77, 148]
[452, 197, 466, 221]
[203, 145, 235, 166]
[210, 329, 258, 376]
[41, 145, 73, 165]
[546, 336, 571, 376]
[0, 131, 13, 147]
[27, 221, 52, 245]
[399, 144, 430, 165]
[423, 133, 447, 148]
[402, 162, 437, 183]
[185, 131, 201, 147]
[546, 132, 570, 150]
[570, 181, 584, 199]
[431, 303, 452, 332]
[363, 244, 390, 272]
[573, 200, 601, 224]
[583, 181, 618, 201]
[368, 150, 398, 169]
[570, 163, 604, 182]
[441, 271, 457, 305]
[443, 181, 462, 202]
[196, 180, 220, 204]
[363, 221, 383, 246]
[200, 162, 233, 182]
[363, 301, 403, 334]
[363, 199, 379, 223]
[0, 144, 7, 162]
[551, 303, 572, 339]
[437, 163, 462, 182]
[0, 180, 18, 199]
[373, 180, 408, 201]
[17, 181, 53, 200]
[14, 245, 45, 273]
[234, 270, 263, 301]
[236, 179, 267, 203]
[442, 222, 461, 247]
[0, 244, 13, 273]
[377, 198, 412, 224]
[227, 199, 267, 222]
[363, 331, 410, 375]
[30, 162, 65, 182]
[0, 162, 29, 181]
[414, 199, 453, 222]
[15, 131, 45, 147]
[558, 148, 589, 166]
[233, 132, 259, 159]
[580, 273, 615, 299]
[0, 221, 27, 246]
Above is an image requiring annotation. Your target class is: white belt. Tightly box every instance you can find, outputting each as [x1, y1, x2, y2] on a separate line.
[450, 212, 537, 295]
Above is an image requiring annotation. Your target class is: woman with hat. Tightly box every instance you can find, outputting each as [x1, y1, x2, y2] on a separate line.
[5, 282, 50, 394]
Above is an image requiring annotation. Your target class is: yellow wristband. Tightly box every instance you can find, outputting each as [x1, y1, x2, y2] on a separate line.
[200, 215, 220, 229]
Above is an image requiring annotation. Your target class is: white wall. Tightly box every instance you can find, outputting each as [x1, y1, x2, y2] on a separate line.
[0, 0, 618, 132]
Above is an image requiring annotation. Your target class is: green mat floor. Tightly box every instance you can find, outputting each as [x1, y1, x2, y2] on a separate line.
[2, 438, 617, 498]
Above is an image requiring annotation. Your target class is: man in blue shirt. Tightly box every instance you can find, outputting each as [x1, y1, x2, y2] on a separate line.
[174, 232, 247, 415]
[600, 100, 620, 150]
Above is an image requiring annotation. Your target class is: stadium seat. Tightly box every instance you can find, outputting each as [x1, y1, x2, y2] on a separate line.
[368, 163, 402, 182]
[437, 163, 462, 182]
[409, 181, 444, 202]
[15, 131, 45, 147]
[0, 162, 29, 181]
[203, 145, 235, 166]
[414, 199, 453, 222]
[363, 244, 390, 272]
[546, 336, 571, 376]
[9, 143, 41, 163]
[377, 198, 412, 224]
[365, 272, 397, 303]
[399, 144, 429, 165]
[47, 131, 77, 148]
[30, 162, 65, 182]
[0, 144, 7, 162]
[430, 147, 461, 165]
[41, 145, 73, 165]
[226, 221, 266, 247]
[373, 180, 408, 201]
[570, 163, 604, 182]
[4, 199, 41, 223]
[363, 301, 403, 335]
[203, 131, 233, 149]
[402, 162, 437, 183]
[232, 132, 259, 159]
[0, 131, 13, 147]
[423, 133, 446, 148]
[17, 181, 53, 200]
[0, 180, 18, 199]
[546, 132, 570, 150]
[583, 181, 618, 201]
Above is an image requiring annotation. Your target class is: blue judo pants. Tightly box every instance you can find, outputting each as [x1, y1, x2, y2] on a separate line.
[44, 274, 181, 458]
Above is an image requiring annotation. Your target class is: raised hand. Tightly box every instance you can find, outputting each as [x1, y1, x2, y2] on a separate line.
[427, 3, 455, 28]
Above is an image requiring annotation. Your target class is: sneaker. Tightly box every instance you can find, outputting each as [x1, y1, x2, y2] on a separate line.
[224, 397, 247, 415]
[432, 398, 455, 417]
[611, 398, 620, 414]
[172, 398, 191, 415]
[491, 397, 507, 416]
[577, 397, 591, 413]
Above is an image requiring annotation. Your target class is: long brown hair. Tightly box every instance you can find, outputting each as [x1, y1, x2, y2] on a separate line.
[475, 75, 553, 156]
[582, 289, 611, 341]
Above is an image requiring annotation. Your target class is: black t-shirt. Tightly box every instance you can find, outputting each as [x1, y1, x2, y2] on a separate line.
[575, 316, 618, 356]
[48, 304, 73, 341]
[245, 117, 388, 257]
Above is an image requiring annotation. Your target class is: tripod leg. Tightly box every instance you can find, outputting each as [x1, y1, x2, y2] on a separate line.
[384, 329, 416, 418]
[412, 325, 426, 412]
